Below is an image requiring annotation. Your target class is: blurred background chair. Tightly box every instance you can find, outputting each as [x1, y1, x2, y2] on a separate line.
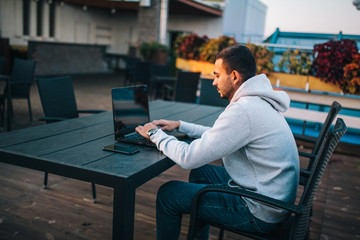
[0, 56, 4, 74]
[151, 64, 174, 99]
[187, 118, 347, 240]
[163, 70, 201, 103]
[128, 61, 153, 86]
[198, 78, 228, 107]
[36, 76, 105, 202]
[124, 56, 140, 84]
[0, 58, 36, 130]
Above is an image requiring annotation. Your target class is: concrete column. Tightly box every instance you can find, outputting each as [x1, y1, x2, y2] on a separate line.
[137, 0, 164, 44]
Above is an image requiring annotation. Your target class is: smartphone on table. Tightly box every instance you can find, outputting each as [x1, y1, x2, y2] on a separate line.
[103, 144, 139, 155]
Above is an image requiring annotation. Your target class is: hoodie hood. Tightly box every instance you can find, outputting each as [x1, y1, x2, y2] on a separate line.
[230, 74, 290, 112]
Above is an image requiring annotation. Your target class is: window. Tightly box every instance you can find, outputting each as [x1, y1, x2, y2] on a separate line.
[36, 0, 43, 36]
[49, 1, 55, 37]
[23, 0, 30, 35]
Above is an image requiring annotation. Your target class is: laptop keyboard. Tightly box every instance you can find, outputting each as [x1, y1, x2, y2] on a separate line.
[122, 133, 156, 147]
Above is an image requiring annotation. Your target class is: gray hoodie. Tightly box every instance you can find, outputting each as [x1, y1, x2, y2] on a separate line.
[151, 74, 300, 223]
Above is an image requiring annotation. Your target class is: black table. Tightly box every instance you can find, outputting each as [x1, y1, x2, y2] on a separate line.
[0, 100, 224, 240]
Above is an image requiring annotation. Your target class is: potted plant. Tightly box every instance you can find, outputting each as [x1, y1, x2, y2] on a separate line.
[311, 39, 358, 92]
[342, 53, 360, 94]
[200, 35, 237, 63]
[277, 49, 312, 75]
[246, 43, 274, 75]
[139, 41, 169, 65]
[174, 33, 208, 61]
[268, 48, 312, 89]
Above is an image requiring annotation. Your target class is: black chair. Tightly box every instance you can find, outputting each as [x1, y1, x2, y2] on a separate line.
[295, 101, 341, 186]
[187, 118, 347, 240]
[0, 56, 4, 74]
[151, 64, 174, 99]
[163, 70, 201, 103]
[124, 56, 141, 84]
[36, 76, 105, 202]
[0, 58, 36, 129]
[130, 61, 153, 86]
[199, 78, 228, 107]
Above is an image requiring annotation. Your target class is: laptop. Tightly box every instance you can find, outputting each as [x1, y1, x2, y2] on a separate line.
[103, 85, 186, 153]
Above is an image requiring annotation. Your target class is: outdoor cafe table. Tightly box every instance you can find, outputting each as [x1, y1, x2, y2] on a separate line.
[0, 100, 224, 240]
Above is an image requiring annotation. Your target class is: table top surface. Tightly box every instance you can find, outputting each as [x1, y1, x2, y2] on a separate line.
[0, 100, 223, 186]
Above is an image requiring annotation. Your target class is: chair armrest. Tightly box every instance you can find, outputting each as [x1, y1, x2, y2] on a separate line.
[154, 76, 176, 83]
[162, 83, 175, 100]
[294, 134, 316, 144]
[39, 116, 70, 123]
[299, 169, 311, 186]
[78, 109, 105, 114]
[194, 185, 303, 214]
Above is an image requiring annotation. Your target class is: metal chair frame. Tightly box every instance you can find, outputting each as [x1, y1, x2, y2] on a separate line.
[187, 118, 347, 240]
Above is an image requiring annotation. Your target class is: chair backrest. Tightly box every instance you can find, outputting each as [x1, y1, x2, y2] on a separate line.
[152, 64, 171, 77]
[291, 118, 347, 239]
[134, 61, 153, 84]
[307, 101, 341, 170]
[125, 56, 140, 70]
[8, 58, 36, 97]
[174, 70, 201, 103]
[0, 56, 5, 74]
[36, 76, 79, 119]
[198, 78, 228, 107]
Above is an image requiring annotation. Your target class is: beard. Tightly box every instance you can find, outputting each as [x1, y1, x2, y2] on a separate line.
[217, 86, 232, 100]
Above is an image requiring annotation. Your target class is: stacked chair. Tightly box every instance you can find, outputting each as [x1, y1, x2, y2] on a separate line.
[0, 58, 36, 130]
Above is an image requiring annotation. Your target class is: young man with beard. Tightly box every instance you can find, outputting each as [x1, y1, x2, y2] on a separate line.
[136, 44, 299, 240]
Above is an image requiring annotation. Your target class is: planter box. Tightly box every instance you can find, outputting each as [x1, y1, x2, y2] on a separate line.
[176, 58, 214, 78]
[268, 72, 343, 93]
[176, 58, 343, 94]
[308, 76, 342, 93]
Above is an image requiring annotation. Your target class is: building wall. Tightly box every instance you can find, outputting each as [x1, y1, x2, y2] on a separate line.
[223, 0, 266, 43]
[0, 0, 24, 46]
[167, 14, 223, 39]
[1, 0, 260, 53]
[54, 2, 138, 54]
[0, 0, 138, 54]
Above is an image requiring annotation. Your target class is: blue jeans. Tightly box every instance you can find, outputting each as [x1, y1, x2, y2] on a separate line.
[156, 164, 277, 240]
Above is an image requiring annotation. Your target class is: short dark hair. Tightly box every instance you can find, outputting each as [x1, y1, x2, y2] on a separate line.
[215, 44, 256, 81]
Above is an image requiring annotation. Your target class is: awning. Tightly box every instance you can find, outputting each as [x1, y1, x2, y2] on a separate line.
[169, 0, 222, 17]
[61, 0, 139, 11]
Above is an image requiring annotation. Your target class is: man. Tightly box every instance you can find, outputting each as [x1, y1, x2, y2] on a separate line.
[136, 44, 299, 239]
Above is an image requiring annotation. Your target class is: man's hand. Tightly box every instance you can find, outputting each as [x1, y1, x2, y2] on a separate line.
[152, 119, 180, 131]
[135, 122, 157, 139]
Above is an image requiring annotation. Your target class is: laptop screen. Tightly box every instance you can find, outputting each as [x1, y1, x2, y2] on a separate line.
[111, 85, 149, 139]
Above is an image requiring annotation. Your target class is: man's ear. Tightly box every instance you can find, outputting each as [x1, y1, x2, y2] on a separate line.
[231, 70, 242, 85]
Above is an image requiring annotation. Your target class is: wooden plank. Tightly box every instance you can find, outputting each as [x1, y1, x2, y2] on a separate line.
[162, 104, 223, 123]
[3, 121, 113, 156]
[282, 108, 360, 129]
[0, 111, 112, 147]
[149, 100, 176, 110]
[150, 101, 199, 120]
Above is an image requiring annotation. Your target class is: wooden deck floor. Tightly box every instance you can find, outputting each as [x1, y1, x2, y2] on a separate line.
[0, 72, 359, 239]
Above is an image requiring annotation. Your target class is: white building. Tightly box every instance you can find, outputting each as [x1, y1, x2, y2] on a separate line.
[0, 0, 267, 74]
